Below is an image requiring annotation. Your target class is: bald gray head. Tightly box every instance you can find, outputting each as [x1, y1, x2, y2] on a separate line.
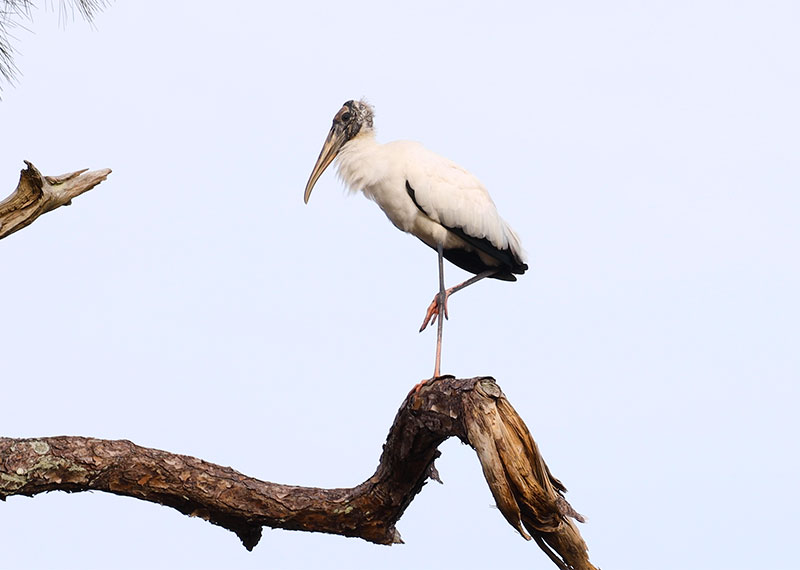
[336, 99, 375, 141]
[304, 99, 375, 204]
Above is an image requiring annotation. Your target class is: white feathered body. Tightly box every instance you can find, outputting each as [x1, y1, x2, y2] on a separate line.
[334, 132, 526, 274]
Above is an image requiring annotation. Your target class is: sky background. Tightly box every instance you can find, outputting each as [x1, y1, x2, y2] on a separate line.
[2, 2, 798, 569]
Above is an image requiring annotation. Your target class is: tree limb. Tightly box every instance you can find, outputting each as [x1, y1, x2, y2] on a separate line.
[0, 160, 111, 240]
[0, 376, 597, 570]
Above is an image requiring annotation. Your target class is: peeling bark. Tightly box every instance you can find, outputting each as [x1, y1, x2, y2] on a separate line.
[0, 161, 111, 239]
[0, 376, 596, 570]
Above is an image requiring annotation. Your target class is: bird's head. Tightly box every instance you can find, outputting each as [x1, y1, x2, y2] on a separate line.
[304, 99, 374, 204]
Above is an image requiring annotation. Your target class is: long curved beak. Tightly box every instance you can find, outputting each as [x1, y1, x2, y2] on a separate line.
[304, 125, 347, 204]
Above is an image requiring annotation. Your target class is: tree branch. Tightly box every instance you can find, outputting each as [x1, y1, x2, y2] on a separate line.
[0, 160, 111, 240]
[0, 376, 597, 570]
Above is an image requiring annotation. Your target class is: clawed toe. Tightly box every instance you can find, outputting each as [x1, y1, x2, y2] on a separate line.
[419, 292, 449, 332]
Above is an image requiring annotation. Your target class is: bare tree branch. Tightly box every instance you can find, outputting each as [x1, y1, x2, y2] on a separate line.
[0, 377, 597, 570]
[0, 160, 111, 240]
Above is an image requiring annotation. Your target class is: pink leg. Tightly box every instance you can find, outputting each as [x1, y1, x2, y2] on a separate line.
[413, 248, 501, 395]
[418, 268, 501, 333]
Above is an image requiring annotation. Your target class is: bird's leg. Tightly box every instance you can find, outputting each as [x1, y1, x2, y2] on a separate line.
[433, 243, 446, 378]
[418, 267, 501, 332]
[411, 244, 447, 396]
[413, 252, 502, 396]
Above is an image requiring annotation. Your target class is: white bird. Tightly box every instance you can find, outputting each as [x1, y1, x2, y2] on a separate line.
[304, 99, 527, 383]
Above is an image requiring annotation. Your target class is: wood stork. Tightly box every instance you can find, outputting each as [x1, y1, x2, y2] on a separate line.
[304, 99, 527, 382]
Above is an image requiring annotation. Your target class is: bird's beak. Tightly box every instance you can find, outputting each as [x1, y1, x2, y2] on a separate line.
[304, 124, 347, 204]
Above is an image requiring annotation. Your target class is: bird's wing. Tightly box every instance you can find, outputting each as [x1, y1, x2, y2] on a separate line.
[400, 142, 524, 262]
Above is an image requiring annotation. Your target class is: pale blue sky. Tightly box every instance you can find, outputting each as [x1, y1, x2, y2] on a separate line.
[2, 2, 798, 569]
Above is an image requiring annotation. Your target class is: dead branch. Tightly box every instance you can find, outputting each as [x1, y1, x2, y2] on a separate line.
[0, 160, 111, 239]
[0, 376, 596, 570]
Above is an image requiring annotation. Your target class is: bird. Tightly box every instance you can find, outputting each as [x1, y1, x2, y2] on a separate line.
[304, 99, 527, 383]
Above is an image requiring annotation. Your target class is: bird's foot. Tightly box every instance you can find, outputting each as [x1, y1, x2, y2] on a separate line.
[409, 373, 451, 398]
[418, 291, 450, 332]
[409, 378, 430, 397]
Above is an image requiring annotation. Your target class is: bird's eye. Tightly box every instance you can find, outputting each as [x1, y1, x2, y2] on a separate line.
[341, 112, 352, 122]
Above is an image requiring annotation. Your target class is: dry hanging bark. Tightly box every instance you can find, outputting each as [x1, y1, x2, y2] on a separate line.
[0, 376, 597, 570]
[0, 160, 111, 239]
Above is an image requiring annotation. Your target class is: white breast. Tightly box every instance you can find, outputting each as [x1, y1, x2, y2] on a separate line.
[335, 135, 425, 234]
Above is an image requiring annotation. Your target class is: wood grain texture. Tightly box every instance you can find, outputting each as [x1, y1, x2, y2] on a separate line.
[0, 376, 596, 569]
[0, 161, 111, 239]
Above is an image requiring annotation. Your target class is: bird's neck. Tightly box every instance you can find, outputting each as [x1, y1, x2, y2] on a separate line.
[335, 130, 382, 194]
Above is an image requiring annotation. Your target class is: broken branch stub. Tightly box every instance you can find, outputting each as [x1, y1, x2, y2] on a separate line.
[0, 160, 111, 239]
[461, 379, 595, 570]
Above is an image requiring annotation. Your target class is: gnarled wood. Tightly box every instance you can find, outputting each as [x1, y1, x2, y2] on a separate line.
[0, 376, 596, 570]
[0, 160, 111, 239]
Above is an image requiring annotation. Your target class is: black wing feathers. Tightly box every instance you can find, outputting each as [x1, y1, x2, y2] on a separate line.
[406, 181, 526, 280]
